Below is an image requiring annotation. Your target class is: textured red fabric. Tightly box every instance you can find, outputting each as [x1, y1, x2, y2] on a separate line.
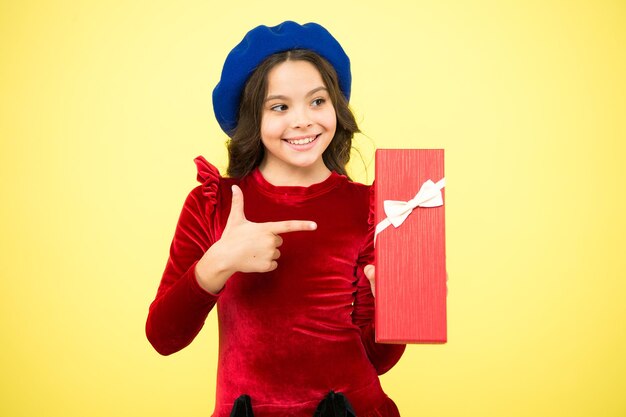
[146, 156, 406, 417]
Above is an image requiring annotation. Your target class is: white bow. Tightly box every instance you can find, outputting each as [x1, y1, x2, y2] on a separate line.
[374, 178, 446, 245]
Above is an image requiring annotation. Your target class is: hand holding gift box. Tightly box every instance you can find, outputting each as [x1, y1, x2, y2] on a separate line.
[374, 149, 447, 344]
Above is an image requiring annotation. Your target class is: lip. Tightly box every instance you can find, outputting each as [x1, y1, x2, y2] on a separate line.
[282, 134, 321, 151]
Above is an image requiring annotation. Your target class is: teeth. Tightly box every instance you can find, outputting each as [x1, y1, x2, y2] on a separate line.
[286, 136, 316, 145]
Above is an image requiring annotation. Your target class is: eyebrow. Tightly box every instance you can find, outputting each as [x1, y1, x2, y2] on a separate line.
[265, 86, 328, 102]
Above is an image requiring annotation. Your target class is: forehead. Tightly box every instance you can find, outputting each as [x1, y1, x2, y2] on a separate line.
[265, 60, 326, 94]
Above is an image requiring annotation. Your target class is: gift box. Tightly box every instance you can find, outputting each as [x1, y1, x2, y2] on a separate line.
[374, 149, 447, 344]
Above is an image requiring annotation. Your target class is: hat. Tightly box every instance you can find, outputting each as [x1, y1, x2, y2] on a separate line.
[212, 21, 351, 136]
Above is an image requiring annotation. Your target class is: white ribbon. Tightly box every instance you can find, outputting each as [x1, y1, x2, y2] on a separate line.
[374, 178, 446, 245]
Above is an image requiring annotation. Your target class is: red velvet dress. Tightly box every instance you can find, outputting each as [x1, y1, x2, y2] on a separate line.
[146, 156, 406, 417]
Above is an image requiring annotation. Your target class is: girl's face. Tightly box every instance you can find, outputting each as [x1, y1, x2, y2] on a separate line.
[259, 60, 337, 180]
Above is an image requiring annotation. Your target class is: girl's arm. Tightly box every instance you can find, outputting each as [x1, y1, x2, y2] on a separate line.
[146, 181, 317, 356]
[194, 184, 317, 293]
[351, 184, 406, 374]
[352, 262, 406, 374]
[145, 186, 220, 356]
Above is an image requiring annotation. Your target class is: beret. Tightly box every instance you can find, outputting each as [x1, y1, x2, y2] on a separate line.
[212, 21, 351, 136]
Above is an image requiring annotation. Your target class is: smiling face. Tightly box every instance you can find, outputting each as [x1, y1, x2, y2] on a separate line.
[259, 60, 337, 184]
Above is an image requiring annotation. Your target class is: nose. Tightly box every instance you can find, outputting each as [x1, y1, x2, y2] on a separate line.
[290, 106, 312, 129]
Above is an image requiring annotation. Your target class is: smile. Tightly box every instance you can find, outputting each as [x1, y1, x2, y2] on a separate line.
[283, 134, 320, 145]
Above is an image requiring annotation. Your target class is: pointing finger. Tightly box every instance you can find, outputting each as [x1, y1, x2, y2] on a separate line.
[265, 220, 317, 235]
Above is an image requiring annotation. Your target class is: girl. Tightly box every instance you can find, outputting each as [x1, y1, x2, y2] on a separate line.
[146, 21, 406, 417]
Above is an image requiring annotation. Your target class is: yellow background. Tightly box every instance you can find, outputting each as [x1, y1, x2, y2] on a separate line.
[1, 0, 625, 416]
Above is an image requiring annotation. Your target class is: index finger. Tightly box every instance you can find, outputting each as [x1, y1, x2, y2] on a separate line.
[264, 220, 317, 234]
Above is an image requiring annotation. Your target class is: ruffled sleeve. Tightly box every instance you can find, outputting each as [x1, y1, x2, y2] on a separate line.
[367, 180, 376, 232]
[194, 155, 221, 216]
[146, 156, 222, 356]
[352, 183, 406, 374]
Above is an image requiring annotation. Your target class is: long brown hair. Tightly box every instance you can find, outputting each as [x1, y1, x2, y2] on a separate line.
[226, 49, 360, 179]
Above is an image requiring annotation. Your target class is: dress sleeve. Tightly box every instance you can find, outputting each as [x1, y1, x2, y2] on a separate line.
[352, 183, 406, 374]
[145, 156, 222, 356]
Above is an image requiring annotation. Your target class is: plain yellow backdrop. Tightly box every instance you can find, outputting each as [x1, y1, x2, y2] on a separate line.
[1, 0, 625, 416]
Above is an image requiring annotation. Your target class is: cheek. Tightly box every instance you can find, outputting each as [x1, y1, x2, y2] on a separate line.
[324, 109, 338, 133]
[260, 116, 283, 140]
[308, 106, 334, 131]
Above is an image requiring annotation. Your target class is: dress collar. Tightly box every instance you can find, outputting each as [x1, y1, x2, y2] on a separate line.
[250, 167, 344, 199]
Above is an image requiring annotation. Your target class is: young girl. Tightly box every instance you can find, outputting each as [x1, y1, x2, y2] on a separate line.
[146, 21, 406, 417]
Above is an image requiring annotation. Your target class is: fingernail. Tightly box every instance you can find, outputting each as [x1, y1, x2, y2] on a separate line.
[310, 222, 317, 230]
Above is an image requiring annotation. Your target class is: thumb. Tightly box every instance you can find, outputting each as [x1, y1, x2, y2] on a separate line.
[363, 264, 376, 298]
[363, 264, 375, 281]
[227, 185, 246, 224]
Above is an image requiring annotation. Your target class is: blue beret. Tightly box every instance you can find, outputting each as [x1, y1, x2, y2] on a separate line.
[212, 21, 352, 136]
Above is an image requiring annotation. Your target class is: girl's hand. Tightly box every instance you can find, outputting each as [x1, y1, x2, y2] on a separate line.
[195, 185, 317, 293]
[364, 264, 375, 297]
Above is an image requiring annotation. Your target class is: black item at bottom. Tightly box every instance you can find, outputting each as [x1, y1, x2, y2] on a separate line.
[229, 391, 357, 417]
[313, 391, 356, 417]
[229, 394, 253, 417]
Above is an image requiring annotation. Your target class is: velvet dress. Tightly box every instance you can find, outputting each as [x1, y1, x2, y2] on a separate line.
[146, 156, 406, 417]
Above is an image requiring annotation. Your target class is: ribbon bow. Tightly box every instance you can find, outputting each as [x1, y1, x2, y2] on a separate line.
[374, 178, 446, 245]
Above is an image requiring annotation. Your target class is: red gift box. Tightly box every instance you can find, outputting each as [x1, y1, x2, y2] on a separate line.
[374, 149, 447, 344]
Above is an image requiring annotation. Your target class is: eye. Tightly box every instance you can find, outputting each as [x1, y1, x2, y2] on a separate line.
[311, 98, 326, 107]
[270, 104, 288, 112]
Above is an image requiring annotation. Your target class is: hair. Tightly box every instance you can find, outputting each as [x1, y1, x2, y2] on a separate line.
[226, 49, 360, 179]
